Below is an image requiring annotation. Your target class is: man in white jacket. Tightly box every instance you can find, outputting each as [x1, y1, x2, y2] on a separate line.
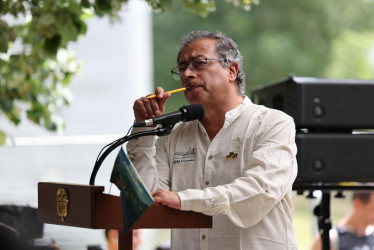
[127, 30, 298, 249]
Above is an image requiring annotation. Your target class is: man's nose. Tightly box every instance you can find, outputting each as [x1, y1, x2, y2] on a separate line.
[182, 63, 196, 79]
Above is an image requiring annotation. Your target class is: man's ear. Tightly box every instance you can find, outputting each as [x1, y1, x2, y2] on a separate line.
[228, 62, 239, 82]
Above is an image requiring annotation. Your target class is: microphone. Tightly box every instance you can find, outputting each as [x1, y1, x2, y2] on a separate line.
[133, 103, 204, 127]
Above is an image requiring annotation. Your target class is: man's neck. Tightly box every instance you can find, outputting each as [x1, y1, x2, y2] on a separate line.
[201, 95, 244, 141]
[340, 212, 374, 236]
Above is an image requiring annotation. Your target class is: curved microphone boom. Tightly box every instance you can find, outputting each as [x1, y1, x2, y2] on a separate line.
[133, 103, 205, 127]
[89, 104, 204, 185]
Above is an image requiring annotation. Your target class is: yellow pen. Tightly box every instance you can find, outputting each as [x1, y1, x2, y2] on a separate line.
[147, 87, 188, 99]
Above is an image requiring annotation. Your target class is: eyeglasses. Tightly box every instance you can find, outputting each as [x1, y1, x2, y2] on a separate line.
[171, 57, 224, 80]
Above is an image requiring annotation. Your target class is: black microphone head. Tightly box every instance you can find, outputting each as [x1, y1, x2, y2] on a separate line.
[179, 103, 205, 122]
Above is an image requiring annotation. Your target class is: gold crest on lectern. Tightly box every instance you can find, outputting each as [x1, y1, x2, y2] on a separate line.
[56, 188, 69, 222]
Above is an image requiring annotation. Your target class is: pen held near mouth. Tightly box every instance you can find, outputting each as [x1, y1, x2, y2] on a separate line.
[147, 87, 189, 99]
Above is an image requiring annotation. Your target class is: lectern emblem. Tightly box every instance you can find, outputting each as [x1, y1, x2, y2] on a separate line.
[56, 188, 69, 222]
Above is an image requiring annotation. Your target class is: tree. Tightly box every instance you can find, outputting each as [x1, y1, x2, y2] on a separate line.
[0, 0, 259, 144]
[153, 0, 374, 113]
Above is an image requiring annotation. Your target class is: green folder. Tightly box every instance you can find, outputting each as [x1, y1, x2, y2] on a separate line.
[110, 147, 154, 231]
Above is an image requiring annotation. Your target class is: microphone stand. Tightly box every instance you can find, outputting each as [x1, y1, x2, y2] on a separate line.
[89, 126, 173, 185]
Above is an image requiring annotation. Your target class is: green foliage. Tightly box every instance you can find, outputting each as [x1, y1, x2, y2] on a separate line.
[2, 0, 374, 142]
[325, 31, 374, 78]
[153, 0, 374, 113]
[181, 0, 216, 17]
[1, 1, 89, 138]
[0, 0, 258, 144]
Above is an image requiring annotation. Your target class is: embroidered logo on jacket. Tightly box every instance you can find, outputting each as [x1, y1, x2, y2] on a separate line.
[226, 151, 239, 159]
[173, 147, 196, 164]
[226, 137, 243, 160]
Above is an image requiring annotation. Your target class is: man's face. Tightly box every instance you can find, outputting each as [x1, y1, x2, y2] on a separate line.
[178, 39, 232, 105]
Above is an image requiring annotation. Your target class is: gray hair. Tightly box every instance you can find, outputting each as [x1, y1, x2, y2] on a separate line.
[177, 30, 246, 95]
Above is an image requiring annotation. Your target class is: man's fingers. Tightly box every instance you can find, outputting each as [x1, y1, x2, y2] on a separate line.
[151, 190, 165, 205]
[133, 97, 160, 121]
[155, 86, 165, 99]
[133, 86, 174, 125]
[150, 99, 162, 117]
[134, 98, 151, 118]
[151, 189, 181, 209]
[157, 92, 171, 114]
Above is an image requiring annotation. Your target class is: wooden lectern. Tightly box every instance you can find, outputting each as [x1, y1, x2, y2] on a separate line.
[38, 182, 212, 250]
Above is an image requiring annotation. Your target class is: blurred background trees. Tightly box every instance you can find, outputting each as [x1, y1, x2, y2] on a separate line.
[153, 0, 374, 112]
[1, 0, 374, 141]
[0, 0, 256, 144]
[1, 1, 374, 248]
[151, 2, 374, 247]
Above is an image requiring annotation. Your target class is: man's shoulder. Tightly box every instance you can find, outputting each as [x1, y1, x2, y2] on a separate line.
[243, 97, 292, 120]
[252, 103, 294, 124]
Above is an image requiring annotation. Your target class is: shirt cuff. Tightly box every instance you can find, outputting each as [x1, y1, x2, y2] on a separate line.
[177, 189, 207, 212]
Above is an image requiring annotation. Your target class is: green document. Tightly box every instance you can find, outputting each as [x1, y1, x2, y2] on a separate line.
[110, 147, 154, 231]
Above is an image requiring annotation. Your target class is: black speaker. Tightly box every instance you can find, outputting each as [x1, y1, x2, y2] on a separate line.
[295, 132, 374, 182]
[251, 76, 374, 130]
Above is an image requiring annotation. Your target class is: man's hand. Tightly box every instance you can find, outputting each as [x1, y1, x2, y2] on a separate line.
[151, 189, 181, 210]
[133, 86, 171, 122]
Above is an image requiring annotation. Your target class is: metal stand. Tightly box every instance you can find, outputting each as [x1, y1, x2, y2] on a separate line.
[293, 183, 374, 250]
[313, 192, 331, 250]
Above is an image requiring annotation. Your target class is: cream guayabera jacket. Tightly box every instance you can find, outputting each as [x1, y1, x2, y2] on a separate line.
[127, 97, 298, 250]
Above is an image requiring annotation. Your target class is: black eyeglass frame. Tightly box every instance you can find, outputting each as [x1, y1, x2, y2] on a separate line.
[170, 57, 225, 80]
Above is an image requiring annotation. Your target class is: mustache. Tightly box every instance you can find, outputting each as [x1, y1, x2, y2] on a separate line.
[185, 82, 204, 90]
